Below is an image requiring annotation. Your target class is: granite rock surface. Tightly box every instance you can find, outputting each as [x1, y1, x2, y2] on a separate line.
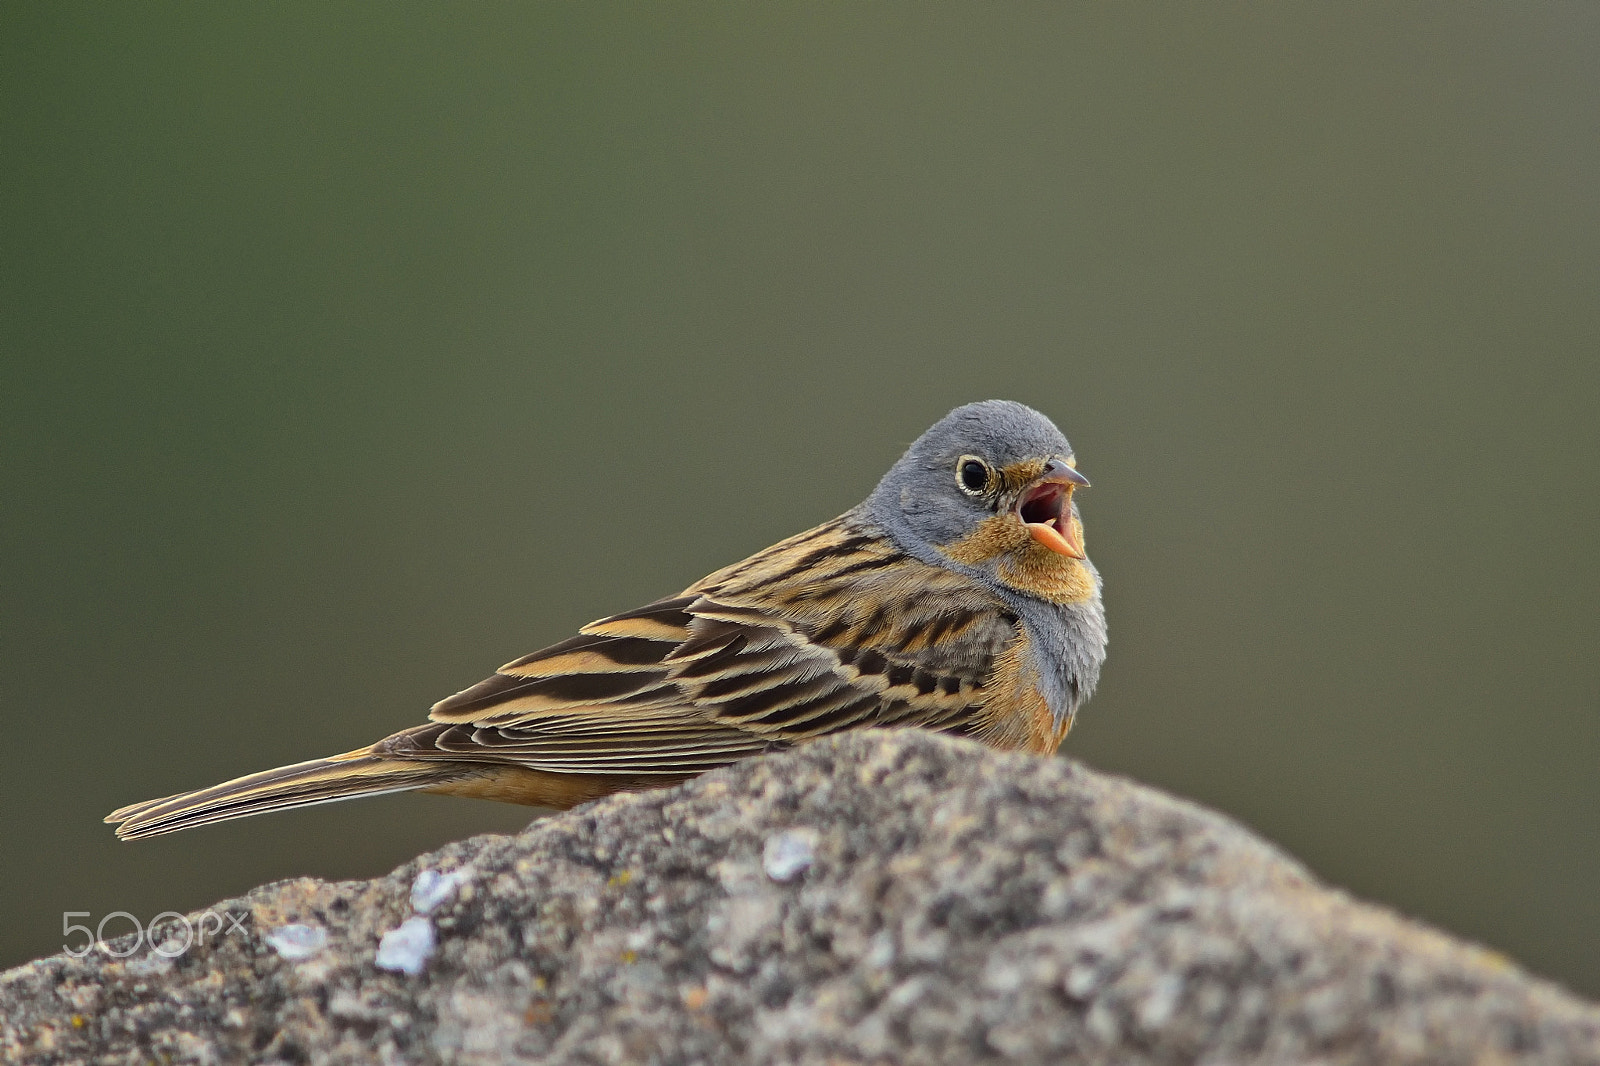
[4, 730, 1599, 1064]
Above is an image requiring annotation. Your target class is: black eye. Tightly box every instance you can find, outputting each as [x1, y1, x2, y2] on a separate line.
[957, 456, 991, 495]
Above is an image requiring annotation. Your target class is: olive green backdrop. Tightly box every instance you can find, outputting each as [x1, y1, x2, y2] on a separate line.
[5, 6, 1598, 993]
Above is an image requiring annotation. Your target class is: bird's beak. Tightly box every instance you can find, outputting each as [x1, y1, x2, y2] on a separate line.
[1016, 459, 1089, 558]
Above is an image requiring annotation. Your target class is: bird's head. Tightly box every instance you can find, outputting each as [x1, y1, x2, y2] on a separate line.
[864, 400, 1098, 605]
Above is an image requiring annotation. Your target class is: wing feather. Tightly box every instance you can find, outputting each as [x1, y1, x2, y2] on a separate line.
[411, 515, 1018, 776]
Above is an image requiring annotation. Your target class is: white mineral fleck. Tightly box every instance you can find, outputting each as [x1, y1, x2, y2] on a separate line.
[375, 916, 435, 975]
[1138, 973, 1185, 1030]
[762, 828, 817, 882]
[264, 923, 328, 961]
[410, 866, 470, 914]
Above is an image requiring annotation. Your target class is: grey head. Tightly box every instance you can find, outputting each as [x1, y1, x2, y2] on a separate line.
[861, 399, 1085, 574]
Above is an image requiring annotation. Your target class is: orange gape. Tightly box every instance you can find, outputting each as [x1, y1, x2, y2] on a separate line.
[108, 400, 1106, 840]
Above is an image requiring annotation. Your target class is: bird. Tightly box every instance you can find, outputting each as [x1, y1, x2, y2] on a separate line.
[107, 400, 1106, 840]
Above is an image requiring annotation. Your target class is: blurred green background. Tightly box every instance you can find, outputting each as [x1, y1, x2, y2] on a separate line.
[4, 5, 1598, 993]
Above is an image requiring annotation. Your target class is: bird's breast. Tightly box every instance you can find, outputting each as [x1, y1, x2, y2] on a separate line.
[973, 628, 1075, 754]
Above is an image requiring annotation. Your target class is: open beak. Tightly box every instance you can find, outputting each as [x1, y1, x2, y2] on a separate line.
[1016, 458, 1089, 558]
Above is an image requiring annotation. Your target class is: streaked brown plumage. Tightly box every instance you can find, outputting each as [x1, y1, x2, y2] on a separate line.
[107, 401, 1106, 839]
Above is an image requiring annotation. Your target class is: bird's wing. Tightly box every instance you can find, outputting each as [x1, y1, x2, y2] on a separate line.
[398, 516, 1019, 775]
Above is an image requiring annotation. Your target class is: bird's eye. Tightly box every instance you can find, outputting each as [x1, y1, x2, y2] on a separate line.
[956, 456, 991, 496]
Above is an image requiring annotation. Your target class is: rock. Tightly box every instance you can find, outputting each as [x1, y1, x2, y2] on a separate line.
[3, 729, 1599, 1064]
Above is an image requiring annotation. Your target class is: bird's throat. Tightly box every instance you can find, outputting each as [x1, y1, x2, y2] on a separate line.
[941, 515, 1096, 605]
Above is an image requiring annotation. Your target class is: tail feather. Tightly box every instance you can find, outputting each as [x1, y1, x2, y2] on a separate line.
[105, 749, 466, 840]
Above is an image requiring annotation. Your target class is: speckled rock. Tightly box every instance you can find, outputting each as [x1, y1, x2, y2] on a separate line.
[4, 730, 1599, 1064]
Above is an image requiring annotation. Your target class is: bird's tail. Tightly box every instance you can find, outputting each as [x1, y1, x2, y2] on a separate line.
[105, 748, 467, 841]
